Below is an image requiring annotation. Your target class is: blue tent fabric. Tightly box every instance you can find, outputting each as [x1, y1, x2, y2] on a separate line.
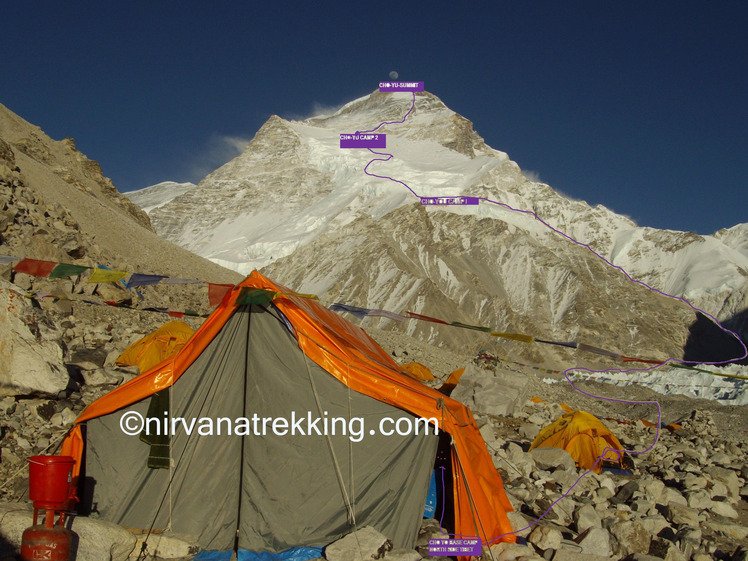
[423, 470, 437, 517]
[195, 547, 324, 561]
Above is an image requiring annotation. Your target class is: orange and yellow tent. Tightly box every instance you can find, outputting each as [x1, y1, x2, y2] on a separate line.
[115, 320, 194, 374]
[529, 410, 624, 473]
[401, 362, 435, 381]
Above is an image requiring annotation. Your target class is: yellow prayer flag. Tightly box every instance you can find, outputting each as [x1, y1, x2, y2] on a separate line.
[87, 268, 128, 283]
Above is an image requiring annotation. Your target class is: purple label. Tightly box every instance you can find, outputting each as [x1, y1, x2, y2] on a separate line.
[420, 196, 480, 206]
[428, 538, 482, 556]
[379, 81, 425, 92]
[340, 133, 386, 148]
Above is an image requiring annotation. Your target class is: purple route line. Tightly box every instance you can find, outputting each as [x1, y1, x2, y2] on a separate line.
[438, 466, 446, 530]
[355, 88, 748, 546]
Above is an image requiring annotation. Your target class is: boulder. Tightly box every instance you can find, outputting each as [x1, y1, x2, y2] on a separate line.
[575, 527, 611, 557]
[505, 511, 534, 538]
[0, 282, 68, 396]
[638, 479, 665, 502]
[658, 487, 687, 507]
[551, 552, 610, 561]
[451, 364, 530, 417]
[708, 501, 738, 519]
[638, 515, 670, 536]
[609, 520, 651, 556]
[487, 542, 543, 561]
[519, 423, 540, 440]
[685, 489, 712, 510]
[384, 549, 421, 561]
[703, 521, 748, 539]
[325, 526, 393, 561]
[573, 504, 602, 534]
[0, 504, 136, 561]
[664, 503, 700, 527]
[529, 447, 576, 472]
[134, 532, 199, 560]
[704, 466, 740, 500]
[528, 525, 562, 551]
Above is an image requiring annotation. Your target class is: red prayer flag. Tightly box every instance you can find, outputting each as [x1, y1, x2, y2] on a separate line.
[168, 311, 185, 318]
[621, 356, 663, 365]
[13, 258, 57, 277]
[405, 311, 450, 325]
[208, 283, 234, 307]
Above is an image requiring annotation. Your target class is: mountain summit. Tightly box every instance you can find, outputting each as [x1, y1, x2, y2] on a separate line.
[127, 90, 747, 364]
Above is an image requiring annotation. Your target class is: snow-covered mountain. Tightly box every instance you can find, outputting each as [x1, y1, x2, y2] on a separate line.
[127, 90, 747, 364]
[126, 181, 197, 213]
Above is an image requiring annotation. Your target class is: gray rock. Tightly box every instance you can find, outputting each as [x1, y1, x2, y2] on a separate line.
[0, 282, 68, 397]
[658, 487, 687, 507]
[614, 481, 639, 503]
[638, 478, 665, 502]
[664, 503, 700, 526]
[685, 489, 712, 510]
[451, 364, 530, 417]
[575, 527, 611, 557]
[709, 500, 738, 519]
[519, 423, 540, 440]
[528, 525, 562, 551]
[703, 521, 748, 539]
[551, 552, 610, 561]
[709, 480, 729, 499]
[593, 487, 614, 504]
[704, 466, 740, 500]
[134, 532, 199, 560]
[487, 542, 543, 560]
[326, 526, 393, 561]
[530, 447, 576, 472]
[638, 515, 670, 535]
[609, 520, 651, 556]
[505, 511, 534, 538]
[384, 549, 421, 561]
[573, 504, 602, 534]
[479, 424, 499, 448]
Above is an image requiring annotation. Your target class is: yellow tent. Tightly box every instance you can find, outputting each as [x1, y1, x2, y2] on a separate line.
[438, 368, 465, 395]
[529, 410, 624, 473]
[401, 362, 435, 381]
[116, 321, 194, 374]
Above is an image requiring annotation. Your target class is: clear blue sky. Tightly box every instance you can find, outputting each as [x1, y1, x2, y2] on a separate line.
[3, 3, 746, 235]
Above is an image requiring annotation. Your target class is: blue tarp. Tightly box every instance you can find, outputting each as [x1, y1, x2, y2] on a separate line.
[423, 470, 437, 517]
[195, 547, 324, 561]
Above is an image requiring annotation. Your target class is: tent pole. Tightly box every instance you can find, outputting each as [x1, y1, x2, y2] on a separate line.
[234, 306, 252, 555]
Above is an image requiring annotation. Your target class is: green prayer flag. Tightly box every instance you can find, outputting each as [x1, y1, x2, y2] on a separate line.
[49, 263, 90, 279]
[236, 288, 275, 307]
[450, 321, 492, 333]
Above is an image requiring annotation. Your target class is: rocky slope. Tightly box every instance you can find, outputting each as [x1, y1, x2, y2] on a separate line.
[128, 90, 747, 365]
[0, 103, 241, 511]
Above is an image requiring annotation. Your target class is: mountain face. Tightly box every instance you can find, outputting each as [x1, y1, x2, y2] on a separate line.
[128, 90, 747, 363]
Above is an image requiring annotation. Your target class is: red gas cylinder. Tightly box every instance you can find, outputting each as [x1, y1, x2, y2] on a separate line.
[20, 524, 73, 561]
[27, 456, 75, 511]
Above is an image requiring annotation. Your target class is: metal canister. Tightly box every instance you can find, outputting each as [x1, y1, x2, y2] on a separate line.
[20, 524, 73, 561]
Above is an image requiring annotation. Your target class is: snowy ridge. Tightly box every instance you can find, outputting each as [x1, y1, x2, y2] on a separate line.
[554, 363, 748, 406]
[125, 181, 197, 213]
